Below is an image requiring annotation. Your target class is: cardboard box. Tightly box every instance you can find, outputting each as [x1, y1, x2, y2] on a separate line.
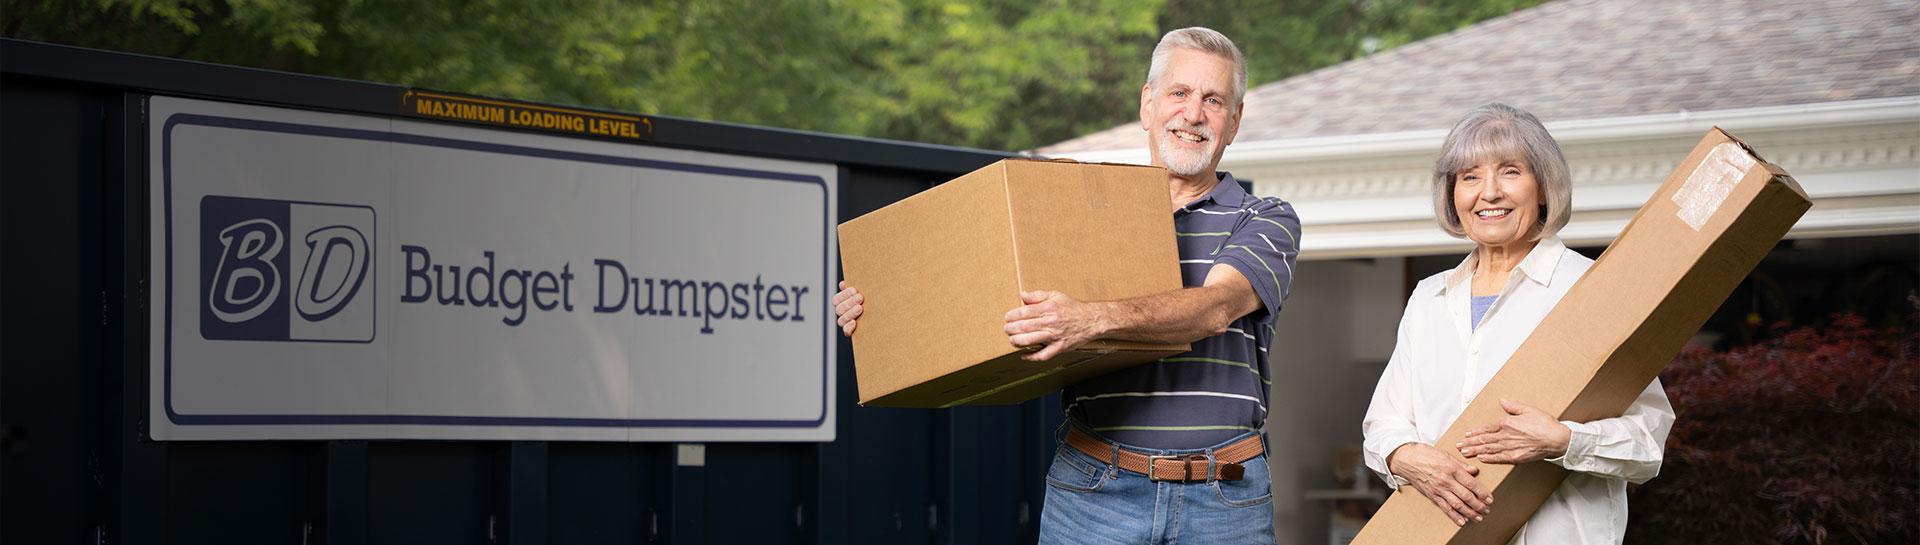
[1352, 128, 1811, 544]
[837, 159, 1190, 408]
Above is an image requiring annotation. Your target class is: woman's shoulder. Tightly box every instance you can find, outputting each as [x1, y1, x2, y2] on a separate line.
[1411, 268, 1453, 299]
[1555, 246, 1595, 279]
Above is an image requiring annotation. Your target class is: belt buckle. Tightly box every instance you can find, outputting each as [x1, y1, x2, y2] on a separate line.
[1147, 453, 1211, 482]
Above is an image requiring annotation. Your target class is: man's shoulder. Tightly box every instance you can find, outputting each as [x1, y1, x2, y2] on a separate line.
[1207, 194, 1296, 240]
[1234, 194, 1296, 217]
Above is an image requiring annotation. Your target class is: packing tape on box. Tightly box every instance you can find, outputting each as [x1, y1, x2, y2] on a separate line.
[1082, 278, 1109, 301]
[1671, 142, 1756, 231]
[937, 346, 1119, 408]
[1082, 170, 1111, 210]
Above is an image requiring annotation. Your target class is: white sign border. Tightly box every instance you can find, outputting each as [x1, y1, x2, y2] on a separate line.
[148, 96, 838, 442]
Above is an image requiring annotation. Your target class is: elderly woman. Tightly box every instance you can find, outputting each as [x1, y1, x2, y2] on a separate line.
[1361, 103, 1675, 544]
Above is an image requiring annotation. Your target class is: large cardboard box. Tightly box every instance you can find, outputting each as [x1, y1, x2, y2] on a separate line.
[837, 159, 1190, 408]
[1352, 128, 1811, 544]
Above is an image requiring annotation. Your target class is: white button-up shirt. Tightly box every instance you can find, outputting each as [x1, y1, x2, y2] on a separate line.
[1362, 236, 1676, 545]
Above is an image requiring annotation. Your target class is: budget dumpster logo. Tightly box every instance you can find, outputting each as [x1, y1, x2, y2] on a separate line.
[200, 195, 375, 342]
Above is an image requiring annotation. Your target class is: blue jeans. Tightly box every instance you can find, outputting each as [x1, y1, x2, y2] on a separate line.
[1037, 427, 1276, 544]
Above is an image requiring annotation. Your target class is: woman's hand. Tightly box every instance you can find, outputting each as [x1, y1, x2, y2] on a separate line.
[1387, 442, 1493, 526]
[1458, 399, 1571, 464]
[831, 281, 862, 336]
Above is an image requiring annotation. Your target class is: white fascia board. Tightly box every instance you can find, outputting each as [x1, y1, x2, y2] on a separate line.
[1053, 147, 1152, 165]
[1282, 167, 1920, 227]
[1046, 97, 1920, 260]
[1299, 202, 1920, 261]
[1048, 96, 1920, 164]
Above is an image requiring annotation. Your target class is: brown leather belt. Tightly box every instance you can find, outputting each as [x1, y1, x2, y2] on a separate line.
[1064, 426, 1263, 482]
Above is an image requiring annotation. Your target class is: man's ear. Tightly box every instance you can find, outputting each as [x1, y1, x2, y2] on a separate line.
[1220, 100, 1244, 147]
[1138, 84, 1153, 131]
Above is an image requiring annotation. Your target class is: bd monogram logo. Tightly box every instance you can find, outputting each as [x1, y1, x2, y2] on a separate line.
[200, 195, 375, 342]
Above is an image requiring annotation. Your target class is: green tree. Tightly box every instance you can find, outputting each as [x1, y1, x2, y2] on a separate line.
[834, 0, 1164, 150]
[1162, 0, 1545, 91]
[2, 0, 1536, 151]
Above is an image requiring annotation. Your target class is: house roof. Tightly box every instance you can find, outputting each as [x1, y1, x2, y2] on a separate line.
[1040, 0, 1920, 154]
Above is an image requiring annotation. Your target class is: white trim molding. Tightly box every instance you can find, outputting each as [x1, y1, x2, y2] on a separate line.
[1046, 97, 1920, 260]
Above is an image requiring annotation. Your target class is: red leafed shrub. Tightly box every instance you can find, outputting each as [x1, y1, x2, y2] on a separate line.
[1625, 314, 1919, 544]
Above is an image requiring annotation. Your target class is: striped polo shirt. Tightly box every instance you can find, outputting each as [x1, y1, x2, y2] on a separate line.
[1063, 171, 1299, 450]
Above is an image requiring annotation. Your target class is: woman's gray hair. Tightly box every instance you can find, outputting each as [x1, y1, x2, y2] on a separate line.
[1147, 27, 1247, 107]
[1431, 102, 1573, 240]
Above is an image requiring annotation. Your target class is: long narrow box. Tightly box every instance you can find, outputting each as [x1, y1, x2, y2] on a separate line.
[837, 159, 1190, 408]
[1353, 128, 1811, 544]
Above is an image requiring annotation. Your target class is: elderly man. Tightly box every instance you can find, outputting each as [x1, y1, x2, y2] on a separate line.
[834, 27, 1298, 544]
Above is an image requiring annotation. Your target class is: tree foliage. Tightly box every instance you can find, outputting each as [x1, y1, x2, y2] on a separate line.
[1162, 0, 1544, 89]
[3, 0, 1536, 150]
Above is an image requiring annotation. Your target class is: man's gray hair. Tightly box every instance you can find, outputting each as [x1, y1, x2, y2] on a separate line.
[1146, 27, 1247, 107]
[1431, 102, 1573, 240]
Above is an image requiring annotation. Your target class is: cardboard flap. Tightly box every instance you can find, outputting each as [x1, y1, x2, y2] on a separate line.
[1002, 160, 1181, 304]
[836, 165, 1024, 400]
[837, 159, 1188, 407]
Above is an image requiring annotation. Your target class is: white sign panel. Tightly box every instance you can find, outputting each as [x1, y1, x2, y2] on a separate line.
[149, 96, 836, 441]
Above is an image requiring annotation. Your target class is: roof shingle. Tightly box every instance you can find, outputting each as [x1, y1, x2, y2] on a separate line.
[1041, 0, 1920, 154]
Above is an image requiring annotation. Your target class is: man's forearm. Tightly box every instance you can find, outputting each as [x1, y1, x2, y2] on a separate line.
[1098, 263, 1263, 344]
[1095, 284, 1246, 344]
[1004, 265, 1262, 361]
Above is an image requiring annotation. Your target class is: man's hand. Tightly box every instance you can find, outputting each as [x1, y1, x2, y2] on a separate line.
[1003, 290, 1111, 362]
[1458, 399, 1571, 464]
[831, 281, 862, 337]
[1388, 442, 1494, 527]
[1001, 265, 1257, 360]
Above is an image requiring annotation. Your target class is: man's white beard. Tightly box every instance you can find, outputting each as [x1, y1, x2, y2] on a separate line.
[1157, 122, 1215, 176]
[1158, 144, 1212, 176]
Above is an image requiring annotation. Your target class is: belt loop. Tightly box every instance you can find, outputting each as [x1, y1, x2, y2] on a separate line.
[1205, 447, 1221, 481]
[1206, 451, 1220, 483]
[1105, 441, 1121, 480]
